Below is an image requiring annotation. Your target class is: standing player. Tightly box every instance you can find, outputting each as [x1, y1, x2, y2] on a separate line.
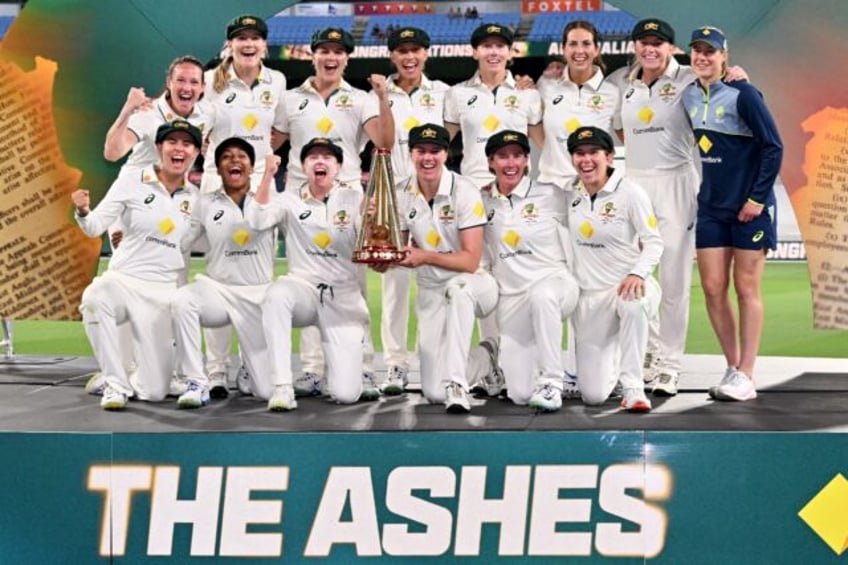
[201, 14, 288, 396]
[73, 120, 202, 410]
[278, 27, 394, 396]
[566, 127, 662, 412]
[379, 27, 449, 394]
[394, 124, 498, 413]
[482, 131, 580, 412]
[173, 139, 292, 410]
[246, 138, 374, 405]
[682, 27, 783, 401]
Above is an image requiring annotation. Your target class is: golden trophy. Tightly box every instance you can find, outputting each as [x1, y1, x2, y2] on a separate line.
[353, 148, 407, 264]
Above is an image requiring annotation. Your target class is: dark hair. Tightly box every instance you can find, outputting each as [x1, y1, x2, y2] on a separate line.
[562, 20, 605, 74]
[163, 55, 205, 102]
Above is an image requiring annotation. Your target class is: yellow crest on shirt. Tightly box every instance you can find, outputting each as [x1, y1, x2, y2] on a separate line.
[473, 202, 485, 218]
[232, 229, 251, 246]
[313, 232, 332, 249]
[242, 113, 258, 131]
[159, 218, 175, 235]
[425, 229, 441, 248]
[647, 215, 658, 230]
[579, 221, 594, 239]
[503, 230, 521, 248]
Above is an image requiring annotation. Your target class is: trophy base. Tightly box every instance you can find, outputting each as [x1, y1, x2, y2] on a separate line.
[352, 246, 408, 265]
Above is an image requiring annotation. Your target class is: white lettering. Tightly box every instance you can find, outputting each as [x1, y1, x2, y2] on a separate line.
[382, 466, 455, 555]
[219, 467, 289, 557]
[528, 465, 598, 556]
[88, 465, 153, 557]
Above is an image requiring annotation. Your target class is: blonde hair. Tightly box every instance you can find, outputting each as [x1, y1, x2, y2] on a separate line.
[212, 55, 233, 93]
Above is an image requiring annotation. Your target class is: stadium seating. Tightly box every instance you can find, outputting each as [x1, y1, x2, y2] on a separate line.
[361, 13, 522, 46]
[526, 11, 637, 42]
[266, 15, 355, 46]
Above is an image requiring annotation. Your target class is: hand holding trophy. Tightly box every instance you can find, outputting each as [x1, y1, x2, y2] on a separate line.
[353, 147, 408, 265]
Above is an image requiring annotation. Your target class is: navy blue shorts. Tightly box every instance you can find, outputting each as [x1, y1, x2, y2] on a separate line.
[695, 208, 777, 251]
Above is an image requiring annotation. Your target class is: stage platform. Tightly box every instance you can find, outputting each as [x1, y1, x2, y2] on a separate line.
[1, 353, 846, 433]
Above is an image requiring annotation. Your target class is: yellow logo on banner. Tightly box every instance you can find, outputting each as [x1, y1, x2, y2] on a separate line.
[313, 232, 332, 249]
[159, 218, 175, 235]
[798, 473, 848, 555]
[483, 115, 500, 132]
[503, 229, 520, 248]
[242, 113, 258, 131]
[425, 229, 441, 248]
[638, 107, 654, 124]
[699, 134, 713, 153]
[565, 117, 581, 133]
[579, 220, 594, 239]
[232, 229, 250, 247]
[317, 116, 334, 134]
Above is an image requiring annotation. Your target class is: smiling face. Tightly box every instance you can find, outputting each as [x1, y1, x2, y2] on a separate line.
[563, 27, 599, 77]
[390, 43, 428, 83]
[313, 43, 349, 83]
[228, 29, 267, 69]
[634, 35, 673, 75]
[157, 132, 199, 177]
[690, 42, 727, 83]
[165, 62, 204, 118]
[411, 143, 447, 185]
[216, 146, 254, 191]
[303, 147, 341, 191]
[472, 37, 511, 74]
[572, 146, 614, 192]
[489, 145, 528, 193]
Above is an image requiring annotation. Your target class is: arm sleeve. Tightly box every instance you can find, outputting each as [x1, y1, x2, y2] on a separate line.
[245, 196, 287, 232]
[75, 180, 129, 237]
[737, 85, 784, 205]
[443, 85, 460, 125]
[181, 196, 206, 253]
[627, 184, 664, 279]
[272, 74, 288, 132]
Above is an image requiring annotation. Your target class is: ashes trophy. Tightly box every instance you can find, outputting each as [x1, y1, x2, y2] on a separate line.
[353, 148, 407, 264]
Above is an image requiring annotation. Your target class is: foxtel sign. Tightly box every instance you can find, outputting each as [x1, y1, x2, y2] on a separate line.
[87, 463, 671, 559]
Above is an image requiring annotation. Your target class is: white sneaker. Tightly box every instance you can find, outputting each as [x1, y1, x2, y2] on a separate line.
[529, 383, 562, 412]
[293, 371, 325, 397]
[380, 366, 408, 396]
[709, 366, 737, 399]
[620, 388, 652, 412]
[236, 365, 253, 396]
[476, 338, 505, 397]
[85, 373, 106, 396]
[168, 373, 189, 397]
[208, 371, 229, 399]
[562, 372, 580, 399]
[177, 381, 210, 409]
[100, 386, 127, 410]
[445, 382, 470, 414]
[652, 372, 679, 396]
[360, 372, 381, 401]
[713, 369, 757, 401]
[643, 351, 661, 383]
[268, 385, 297, 411]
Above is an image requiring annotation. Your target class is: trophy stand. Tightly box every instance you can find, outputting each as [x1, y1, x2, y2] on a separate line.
[353, 148, 407, 265]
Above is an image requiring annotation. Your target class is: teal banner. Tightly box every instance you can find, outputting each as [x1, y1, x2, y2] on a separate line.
[0, 432, 845, 562]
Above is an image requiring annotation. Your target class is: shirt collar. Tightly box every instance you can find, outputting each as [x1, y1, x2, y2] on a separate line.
[387, 73, 434, 93]
[559, 66, 605, 90]
[298, 77, 355, 94]
[628, 56, 681, 83]
[468, 70, 516, 89]
[227, 63, 272, 86]
[406, 166, 454, 199]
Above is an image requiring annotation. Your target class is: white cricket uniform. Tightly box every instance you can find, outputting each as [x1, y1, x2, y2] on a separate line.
[122, 94, 213, 175]
[537, 67, 620, 189]
[282, 77, 379, 187]
[245, 181, 369, 404]
[610, 58, 699, 376]
[382, 74, 450, 370]
[396, 168, 497, 402]
[76, 166, 197, 401]
[172, 189, 277, 398]
[566, 169, 663, 404]
[201, 64, 287, 193]
[483, 177, 580, 404]
[444, 71, 543, 186]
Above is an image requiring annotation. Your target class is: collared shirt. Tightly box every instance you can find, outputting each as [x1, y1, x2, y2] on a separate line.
[282, 77, 380, 187]
[182, 189, 275, 285]
[245, 181, 363, 287]
[386, 73, 450, 181]
[682, 79, 783, 219]
[482, 177, 570, 295]
[396, 167, 487, 288]
[76, 165, 196, 283]
[122, 94, 213, 174]
[567, 168, 663, 291]
[537, 67, 620, 188]
[611, 58, 696, 171]
[444, 71, 542, 186]
[202, 64, 287, 178]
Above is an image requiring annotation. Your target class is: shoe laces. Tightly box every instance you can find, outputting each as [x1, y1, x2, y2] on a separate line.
[538, 383, 557, 400]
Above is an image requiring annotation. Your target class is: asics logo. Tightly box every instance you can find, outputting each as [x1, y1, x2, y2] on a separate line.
[752, 230, 764, 242]
[299, 211, 312, 220]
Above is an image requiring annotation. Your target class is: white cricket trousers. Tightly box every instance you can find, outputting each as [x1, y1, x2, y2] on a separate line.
[573, 278, 661, 405]
[628, 164, 698, 375]
[498, 271, 580, 405]
[416, 271, 498, 403]
[262, 277, 369, 404]
[80, 271, 177, 401]
[172, 276, 274, 398]
[381, 266, 412, 369]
